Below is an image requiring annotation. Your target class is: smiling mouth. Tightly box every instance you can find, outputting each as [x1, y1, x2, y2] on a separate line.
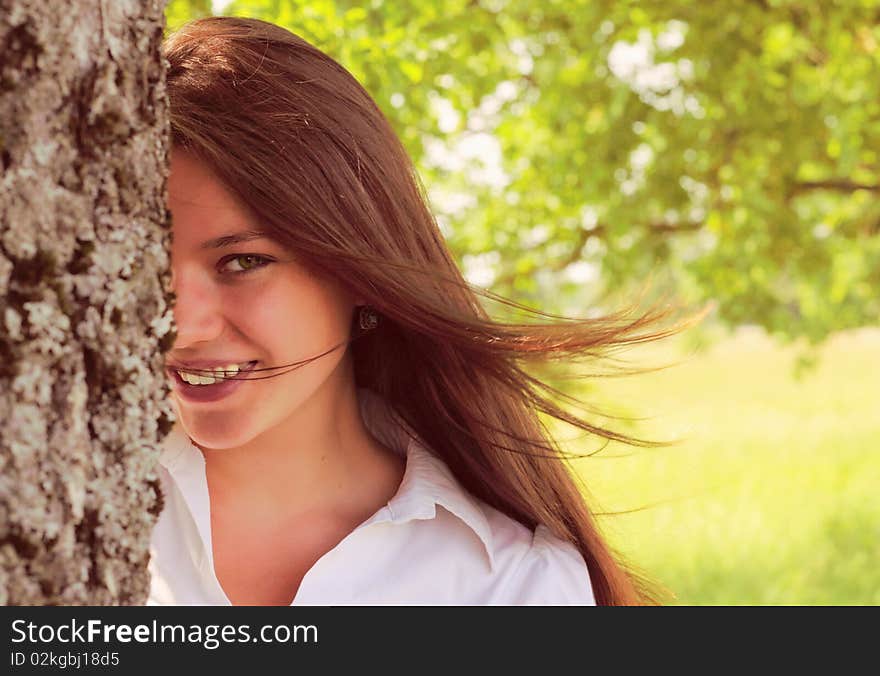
[172, 360, 258, 386]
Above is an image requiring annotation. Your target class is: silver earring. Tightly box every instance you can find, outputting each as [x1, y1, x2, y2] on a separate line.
[358, 305, 379, 331]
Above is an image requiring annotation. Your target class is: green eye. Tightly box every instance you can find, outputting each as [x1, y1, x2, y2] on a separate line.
[218, 254, 273, 275]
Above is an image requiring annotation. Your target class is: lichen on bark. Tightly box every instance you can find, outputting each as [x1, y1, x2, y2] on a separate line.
[0, 0, 174, 604]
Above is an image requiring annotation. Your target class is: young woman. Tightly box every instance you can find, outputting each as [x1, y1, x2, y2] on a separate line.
[150, 16, 699, 606]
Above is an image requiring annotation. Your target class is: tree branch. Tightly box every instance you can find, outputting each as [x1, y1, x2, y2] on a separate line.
[490, 220, 704, 289]
[790, 180, 880, 196]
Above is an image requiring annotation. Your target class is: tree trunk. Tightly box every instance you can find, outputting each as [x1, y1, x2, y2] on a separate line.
[0, 0, 173, 604]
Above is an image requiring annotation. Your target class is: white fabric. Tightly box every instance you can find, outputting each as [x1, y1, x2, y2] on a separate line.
[148, 387, 596, 605]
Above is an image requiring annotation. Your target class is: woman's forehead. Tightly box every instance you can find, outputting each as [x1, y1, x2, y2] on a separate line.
[168, 154, 267, 239]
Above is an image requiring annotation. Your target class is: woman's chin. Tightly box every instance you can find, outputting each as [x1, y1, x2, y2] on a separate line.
[174, 408, 260, 451]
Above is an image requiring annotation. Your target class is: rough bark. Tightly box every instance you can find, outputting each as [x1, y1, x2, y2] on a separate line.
[0, 0, 174, 604]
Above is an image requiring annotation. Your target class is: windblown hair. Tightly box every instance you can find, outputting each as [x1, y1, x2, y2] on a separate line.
[163, 16, 703, 605]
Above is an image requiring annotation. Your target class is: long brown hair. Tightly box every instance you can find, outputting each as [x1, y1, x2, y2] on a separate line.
[163, 16, 705, 605]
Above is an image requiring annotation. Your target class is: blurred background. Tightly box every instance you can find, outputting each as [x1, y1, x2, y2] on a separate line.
[165, 0, 879, 604]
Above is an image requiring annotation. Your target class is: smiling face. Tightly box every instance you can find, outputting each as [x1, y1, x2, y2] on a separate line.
[166, 148, 358, 450]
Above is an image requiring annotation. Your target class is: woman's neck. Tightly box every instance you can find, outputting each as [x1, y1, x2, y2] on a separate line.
[197, 362, 404, 528]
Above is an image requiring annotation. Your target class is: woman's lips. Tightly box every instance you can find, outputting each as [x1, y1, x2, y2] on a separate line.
[171, 358, 258, 371]
[170, 361, 259, 404]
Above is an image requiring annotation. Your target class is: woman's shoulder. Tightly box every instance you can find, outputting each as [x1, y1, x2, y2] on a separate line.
[476, 502, 597, 605]
[389, 442, 596, 605]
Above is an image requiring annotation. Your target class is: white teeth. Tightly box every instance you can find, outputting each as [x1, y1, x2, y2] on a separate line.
[180, 371, 218, 386]
[177, 361, 253, 386]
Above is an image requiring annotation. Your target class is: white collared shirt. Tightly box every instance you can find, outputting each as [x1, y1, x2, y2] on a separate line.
[148, 388, 595, 605]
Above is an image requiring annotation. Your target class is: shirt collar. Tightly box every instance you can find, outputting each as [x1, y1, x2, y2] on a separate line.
[159, 388, 496, 569]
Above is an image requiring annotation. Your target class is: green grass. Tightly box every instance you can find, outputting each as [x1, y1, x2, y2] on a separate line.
[555, 325, 880, 605]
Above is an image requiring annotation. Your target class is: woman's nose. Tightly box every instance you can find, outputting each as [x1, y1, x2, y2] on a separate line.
[170, 265, 225, 348]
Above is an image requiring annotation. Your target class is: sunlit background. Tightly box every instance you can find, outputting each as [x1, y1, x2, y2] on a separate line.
[165, 0, 880, 604]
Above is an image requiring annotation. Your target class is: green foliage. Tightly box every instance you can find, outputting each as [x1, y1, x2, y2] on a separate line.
[165, 0, 213, 33]
[165, 0, 880, 348]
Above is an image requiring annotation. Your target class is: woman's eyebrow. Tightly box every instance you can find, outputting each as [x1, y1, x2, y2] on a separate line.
[199, 230, 271, 250]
